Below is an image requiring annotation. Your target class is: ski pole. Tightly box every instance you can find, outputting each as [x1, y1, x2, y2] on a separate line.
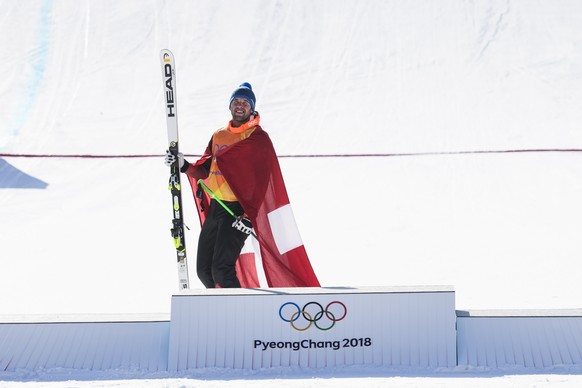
[197, 179, 258, 240]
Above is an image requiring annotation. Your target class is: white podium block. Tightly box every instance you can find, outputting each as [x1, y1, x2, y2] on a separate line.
[457, 309, 582, 367]
[167, 286, 456, 370]
[0, 314, 170, 371]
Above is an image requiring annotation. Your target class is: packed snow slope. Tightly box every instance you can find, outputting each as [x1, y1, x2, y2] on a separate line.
[1, 0, 581, 315]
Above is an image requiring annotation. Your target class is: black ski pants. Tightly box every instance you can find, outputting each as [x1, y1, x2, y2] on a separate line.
[197, 199, 248, 288]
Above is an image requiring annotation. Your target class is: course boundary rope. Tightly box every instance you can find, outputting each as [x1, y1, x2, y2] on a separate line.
[1, 149, 581, 159]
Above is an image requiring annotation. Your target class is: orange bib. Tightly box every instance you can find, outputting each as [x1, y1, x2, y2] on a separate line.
[204, 116, 259, 201]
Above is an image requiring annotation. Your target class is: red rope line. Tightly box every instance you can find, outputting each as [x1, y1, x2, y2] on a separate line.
[1, 149, 581, 159]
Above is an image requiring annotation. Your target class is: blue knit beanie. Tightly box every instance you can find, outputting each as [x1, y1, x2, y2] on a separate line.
[229, 82, 256, 112]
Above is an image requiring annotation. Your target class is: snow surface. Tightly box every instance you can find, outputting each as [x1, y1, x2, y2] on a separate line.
[1, 0, 582, 386]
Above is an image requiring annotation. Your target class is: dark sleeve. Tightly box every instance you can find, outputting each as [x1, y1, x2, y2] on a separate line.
[182, 136, 213, 177]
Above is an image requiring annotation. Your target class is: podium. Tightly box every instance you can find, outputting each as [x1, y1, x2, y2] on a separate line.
[167, 286, 457, 370]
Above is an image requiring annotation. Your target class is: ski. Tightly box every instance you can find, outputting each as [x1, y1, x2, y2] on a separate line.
[160, 49, 189, 290]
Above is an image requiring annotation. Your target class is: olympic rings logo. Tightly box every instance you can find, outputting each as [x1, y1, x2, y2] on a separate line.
[278, 301, 347, 331]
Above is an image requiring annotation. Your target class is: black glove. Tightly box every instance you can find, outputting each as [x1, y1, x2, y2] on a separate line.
[232, 216, 253, 235]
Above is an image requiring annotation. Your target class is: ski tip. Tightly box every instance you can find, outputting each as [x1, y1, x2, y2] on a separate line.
[161, 49, 174, 62]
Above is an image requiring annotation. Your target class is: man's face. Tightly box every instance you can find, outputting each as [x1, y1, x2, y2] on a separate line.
[230, 98, 253, 124]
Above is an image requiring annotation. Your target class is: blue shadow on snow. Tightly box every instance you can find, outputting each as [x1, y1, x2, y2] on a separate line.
[0, 158, 48, 189]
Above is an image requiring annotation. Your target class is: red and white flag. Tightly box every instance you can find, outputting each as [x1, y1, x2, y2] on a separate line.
[187, 127, 320, 288]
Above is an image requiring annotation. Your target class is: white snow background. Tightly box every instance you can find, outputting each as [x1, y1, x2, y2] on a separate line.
[1, 0, 582, 386]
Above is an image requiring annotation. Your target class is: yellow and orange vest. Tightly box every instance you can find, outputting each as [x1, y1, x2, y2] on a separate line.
[204, 116, 259, 201]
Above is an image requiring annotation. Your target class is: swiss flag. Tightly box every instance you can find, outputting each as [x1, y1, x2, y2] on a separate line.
[187, 126, 320, 288]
